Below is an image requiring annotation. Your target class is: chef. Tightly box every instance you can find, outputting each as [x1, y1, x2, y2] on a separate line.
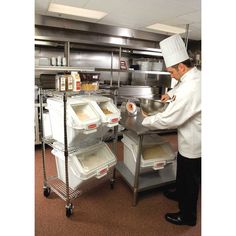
[142, 34, 201, 226]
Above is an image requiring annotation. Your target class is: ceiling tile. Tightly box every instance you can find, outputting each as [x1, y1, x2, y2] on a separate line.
[35, 0, 201, 40]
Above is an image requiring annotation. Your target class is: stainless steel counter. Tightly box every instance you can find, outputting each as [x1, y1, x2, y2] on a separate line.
[119, 111, 176, 135]
[115, 111, 177, 206]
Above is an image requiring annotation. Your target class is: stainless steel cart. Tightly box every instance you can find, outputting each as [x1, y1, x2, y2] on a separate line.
[115, 110, 177, 206]
[39, 88, 118, 217]
[39, 89, 82, 217]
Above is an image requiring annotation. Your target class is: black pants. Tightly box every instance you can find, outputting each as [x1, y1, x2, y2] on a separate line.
[176, 152, 201, 222]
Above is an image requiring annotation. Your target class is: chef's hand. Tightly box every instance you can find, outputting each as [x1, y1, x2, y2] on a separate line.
[161, 94, 170, 102]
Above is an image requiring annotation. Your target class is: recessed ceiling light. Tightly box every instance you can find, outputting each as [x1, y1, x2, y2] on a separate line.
[48, 3, 107, 20]
[146, 23, 186, 34]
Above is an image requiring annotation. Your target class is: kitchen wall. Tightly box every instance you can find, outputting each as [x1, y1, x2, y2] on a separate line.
[35, 15, 201, 87]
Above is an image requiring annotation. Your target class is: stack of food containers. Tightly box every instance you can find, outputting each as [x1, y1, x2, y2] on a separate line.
[81, 95, 121, 140]
[46, 95, 118, 190]
[122, 131, 176, 175]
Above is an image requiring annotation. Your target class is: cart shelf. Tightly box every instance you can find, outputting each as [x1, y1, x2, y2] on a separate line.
[47, 176, 82, 201]
[43, 137, 95, 154]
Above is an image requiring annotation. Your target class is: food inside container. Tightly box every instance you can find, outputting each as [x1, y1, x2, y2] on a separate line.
[99, 102, 114, 115]
[78, 152, 107, 171]
[142, 145, 169, 160]
[100, 108, 113, 115]
[81, 82, 99, 91]
[75, 111, 89, 121]
[71, 104, 97, 121]
[79, 73, 100, 91]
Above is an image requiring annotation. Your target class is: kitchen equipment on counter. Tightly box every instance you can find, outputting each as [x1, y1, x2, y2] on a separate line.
[140, 98, 169, 116]
[122, 131, 176, 175]
[120, 100, 139, 117]
[126, 101, 137, 116]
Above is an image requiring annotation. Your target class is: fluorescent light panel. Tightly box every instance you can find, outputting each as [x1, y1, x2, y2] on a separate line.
[48, 3, 107, 20]
[146, 23, 186, 34]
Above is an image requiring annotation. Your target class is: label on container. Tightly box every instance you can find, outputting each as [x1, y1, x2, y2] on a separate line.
[98, 167, 108, 175]
[111, 118, 118, 123]
[153, 162, 165, 169]
[60, 76, 66, 91]
[67, 76, 73, 91]
[75, 81, 81, 91]
[88, 124, 97, 129]
[72, 74, 81, 92]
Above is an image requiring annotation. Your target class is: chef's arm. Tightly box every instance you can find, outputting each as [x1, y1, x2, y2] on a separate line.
[142, 94, 200, 130]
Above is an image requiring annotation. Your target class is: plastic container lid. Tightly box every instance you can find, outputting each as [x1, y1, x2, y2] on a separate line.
[52, 142, 116, 179]
[122, 131, 175, 165]
[78, 95, 121, 126]
[47, 97, 101, 131]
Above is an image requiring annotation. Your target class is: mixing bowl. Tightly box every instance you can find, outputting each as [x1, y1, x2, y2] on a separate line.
[140, 98, 169, 116]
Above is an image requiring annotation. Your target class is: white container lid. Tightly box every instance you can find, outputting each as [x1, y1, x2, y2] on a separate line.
[52, 142, 116, 180]
[122, 131, 175, 166]
[47, 97, 101, 130]
[75, 142, 115, 170]
[77, 95, 121, 126]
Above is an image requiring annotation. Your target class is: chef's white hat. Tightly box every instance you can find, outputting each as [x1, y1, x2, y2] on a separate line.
[160, 34, 189, 68]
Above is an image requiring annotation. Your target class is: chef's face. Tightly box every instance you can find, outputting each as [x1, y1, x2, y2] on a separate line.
[166, 65, 182, 80]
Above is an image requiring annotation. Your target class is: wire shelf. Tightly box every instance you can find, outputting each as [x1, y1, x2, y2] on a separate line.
[43, 137, 103, 154]
[47, 176, 82, 201]
[40, 88, 113, 97]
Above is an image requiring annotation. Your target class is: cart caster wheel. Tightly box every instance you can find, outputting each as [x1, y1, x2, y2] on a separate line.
[43, 187, 51, 198]
[66, 204, 73, 217]
[110, 180, 115, 189]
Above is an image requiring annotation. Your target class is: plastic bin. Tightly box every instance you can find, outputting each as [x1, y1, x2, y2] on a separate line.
[80, 95, 121, 128]
[43, 112, 52, 139]
[47, 97, 101, 148]
[52, 142, 117, 190]
[122, 131, 176, 175]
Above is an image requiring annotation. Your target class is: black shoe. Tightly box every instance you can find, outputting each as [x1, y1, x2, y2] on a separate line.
[165, 212, 196, 226]
[163, 190, 178, 202]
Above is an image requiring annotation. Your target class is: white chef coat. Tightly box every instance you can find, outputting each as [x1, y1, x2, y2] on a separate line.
[142, 67, 201, 159]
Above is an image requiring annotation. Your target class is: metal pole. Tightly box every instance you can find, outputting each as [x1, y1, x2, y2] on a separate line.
[63, 93, 70, 206]
[133, 134, 143, 206]
[185, 24, 190, 50]
[110, 51, 113, 87]
[39, 88, 47, 186]
[64, 41, 70, 66]
[118, 47, 121, 87]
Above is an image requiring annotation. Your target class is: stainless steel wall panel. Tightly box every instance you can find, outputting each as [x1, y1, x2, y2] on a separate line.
[35, 15, 166, 43]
